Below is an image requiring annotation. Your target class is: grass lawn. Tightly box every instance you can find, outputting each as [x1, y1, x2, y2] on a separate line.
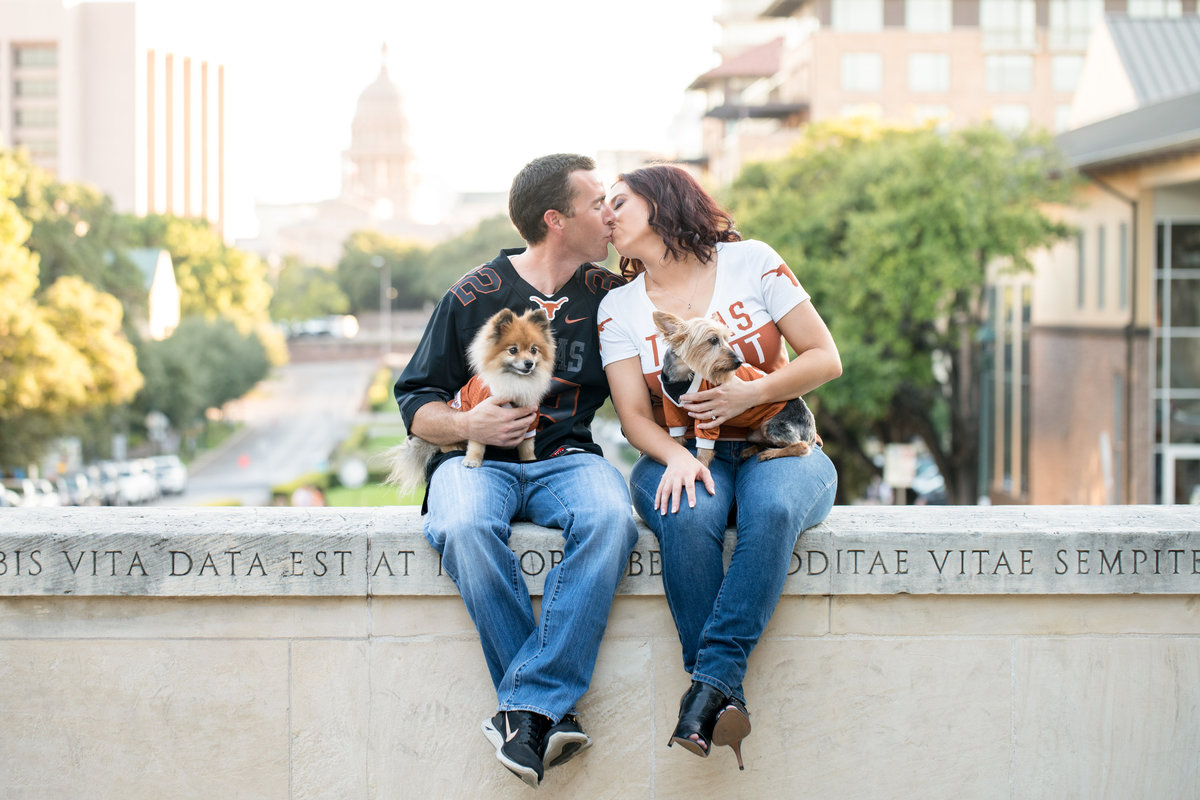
[325, 482, 421, 507]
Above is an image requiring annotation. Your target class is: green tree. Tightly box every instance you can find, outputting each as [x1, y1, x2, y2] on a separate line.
[128, 214, 286, 366]
[11, 158, 145, 317]
[421, 214, 524, 294]
[0, 152, 143, 467]
[269, 255, 350, 323]
[336, 230, 429, 314]
[133, 316, 270, 432]
[129, 214, 273, 324]
[726, 121, 1076, 502]
[335, 215, 524, 315]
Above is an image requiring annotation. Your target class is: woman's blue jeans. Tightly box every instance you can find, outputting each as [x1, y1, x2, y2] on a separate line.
[424, 452, 638, 723]
[630, 441, 837, 704]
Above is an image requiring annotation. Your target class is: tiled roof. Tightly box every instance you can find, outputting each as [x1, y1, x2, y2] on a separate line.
[689, 37, 784, 89]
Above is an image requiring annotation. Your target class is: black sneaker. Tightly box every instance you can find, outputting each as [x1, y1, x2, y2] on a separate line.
[542, 714, 591, 769]
[481, 710, 550, 788]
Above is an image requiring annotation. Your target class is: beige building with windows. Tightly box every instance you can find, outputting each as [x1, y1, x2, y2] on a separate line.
[998, 14, 1200, 506]
[692, 0, 1198, 183]
[0, 0, 225, 233]
[689, 3, 1200, 506]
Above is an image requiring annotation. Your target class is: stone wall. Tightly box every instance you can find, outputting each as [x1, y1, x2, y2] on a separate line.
[1, 505, 1198, 798]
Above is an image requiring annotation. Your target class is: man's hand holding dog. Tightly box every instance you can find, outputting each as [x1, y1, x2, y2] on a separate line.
[412, 395, 536, 450]
[466, 396, 538, 449]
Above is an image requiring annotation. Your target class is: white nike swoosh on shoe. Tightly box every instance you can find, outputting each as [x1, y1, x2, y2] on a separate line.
[505, 715, 518, 742]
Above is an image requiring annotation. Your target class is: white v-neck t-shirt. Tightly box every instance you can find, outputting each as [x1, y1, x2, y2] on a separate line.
[597, 239, 810, 437]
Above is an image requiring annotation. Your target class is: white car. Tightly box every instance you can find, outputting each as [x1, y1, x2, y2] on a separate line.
[150, 455, 188, 495]
[113, 460, 159, 505]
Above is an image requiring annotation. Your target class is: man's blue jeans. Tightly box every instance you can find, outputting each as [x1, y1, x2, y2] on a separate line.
[424, 452, 638, 723]
[629, 441, 837, 704]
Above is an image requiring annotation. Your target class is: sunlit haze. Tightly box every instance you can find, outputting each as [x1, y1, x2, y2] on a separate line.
[120, 0, 720, 239]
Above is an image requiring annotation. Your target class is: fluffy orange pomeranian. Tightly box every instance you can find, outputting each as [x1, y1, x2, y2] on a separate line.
[385, 307, 556, 493]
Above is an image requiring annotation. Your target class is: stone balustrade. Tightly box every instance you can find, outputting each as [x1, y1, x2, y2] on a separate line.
[1, 505, 1198, 798]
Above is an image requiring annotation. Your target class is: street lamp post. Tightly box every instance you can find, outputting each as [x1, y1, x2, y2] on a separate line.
[372, 256, 392, 357]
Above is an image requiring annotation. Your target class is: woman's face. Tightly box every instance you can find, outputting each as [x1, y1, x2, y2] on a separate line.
[607, 180, 655, 261]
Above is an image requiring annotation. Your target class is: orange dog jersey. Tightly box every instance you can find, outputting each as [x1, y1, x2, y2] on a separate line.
[659, 364, 785, 452]
[448, 375, 537, 440]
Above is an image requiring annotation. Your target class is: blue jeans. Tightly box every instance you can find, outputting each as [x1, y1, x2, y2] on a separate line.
[630, 441, 837, 704]
[424, 452, 638, 723]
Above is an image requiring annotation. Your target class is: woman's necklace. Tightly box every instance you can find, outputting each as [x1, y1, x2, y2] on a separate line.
[648, 266, 704, 312]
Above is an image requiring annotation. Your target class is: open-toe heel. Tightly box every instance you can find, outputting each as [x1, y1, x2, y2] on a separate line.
[667, 681, 726, 759]
[711, 698, 751, 770]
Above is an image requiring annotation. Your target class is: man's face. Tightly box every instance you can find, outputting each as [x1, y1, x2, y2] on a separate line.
[560, 170, 615, 263]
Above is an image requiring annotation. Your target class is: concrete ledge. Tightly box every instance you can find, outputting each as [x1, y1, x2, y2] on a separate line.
[2, 505, 1199, 798]
[1, 505, 1198, 596]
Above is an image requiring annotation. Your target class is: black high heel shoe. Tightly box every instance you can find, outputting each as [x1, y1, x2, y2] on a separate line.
[711, 697, 751, 770]
[667, 681, 727, 759]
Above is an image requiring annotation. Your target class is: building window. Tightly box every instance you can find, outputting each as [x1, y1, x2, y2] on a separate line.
[981, 0, 1037, 49]
[1048, 0, 1104, 49]
[1128, 0, 1182, 17]
[1119, 221, 1129, 310]
[906, 0, 952, 31]
[909, 53, 950, 92]
[842, 53, 883, 92]
[1077, 230, 1086, 309]
[1055, 104, 1074, 132]
[14, 79, 57, 98]
[13, 44, 57, 68]
[992, 104, 1031, 131]
[14, 108, 58, 128]
[1097, 224, 1107, 310]
[832, 0, 885, 31]
[12, 136, 57, 158]
[1153, 221, 1200, 503]
[1052, 55, 1084, 93]
[986, 54, 1034, 91]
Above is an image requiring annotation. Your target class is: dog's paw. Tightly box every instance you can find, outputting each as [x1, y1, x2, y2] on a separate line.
[462, 458, 482, 468]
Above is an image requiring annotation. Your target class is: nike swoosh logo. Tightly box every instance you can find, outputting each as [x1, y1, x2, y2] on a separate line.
[564, 315, 588, 324]
[505, 715, 518, 742]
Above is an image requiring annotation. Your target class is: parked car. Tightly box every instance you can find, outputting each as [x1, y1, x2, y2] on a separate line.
[86, 463, 121, 506]
[1, 477, 42, 507]
[150, 455, 188, 495]
[912, 456, 947, 505]
[112, 460, 158, 505]
[33, 478, 62, 506]
[56, 472, 104, 506]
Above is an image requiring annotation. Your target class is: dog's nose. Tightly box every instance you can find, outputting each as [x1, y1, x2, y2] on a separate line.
[522, 360, 534, 370]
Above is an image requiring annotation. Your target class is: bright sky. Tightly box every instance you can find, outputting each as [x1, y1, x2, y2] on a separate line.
[132, 0, 721, 239]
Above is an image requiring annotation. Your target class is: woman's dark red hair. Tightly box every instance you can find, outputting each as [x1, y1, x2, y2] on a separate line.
[616, 164, 740, 280]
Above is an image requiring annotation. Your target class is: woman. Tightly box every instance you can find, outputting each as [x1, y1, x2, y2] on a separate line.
[598, 165, 840, 770]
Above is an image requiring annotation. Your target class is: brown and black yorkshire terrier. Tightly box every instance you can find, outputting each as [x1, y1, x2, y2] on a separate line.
[385, 307, 556, 494]
[653, 310, 817, 467]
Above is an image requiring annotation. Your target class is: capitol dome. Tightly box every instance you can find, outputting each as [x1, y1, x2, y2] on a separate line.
[342, 44, 414, 219]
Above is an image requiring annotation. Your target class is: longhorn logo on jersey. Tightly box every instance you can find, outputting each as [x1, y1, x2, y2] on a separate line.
[530, 296, 569, 321]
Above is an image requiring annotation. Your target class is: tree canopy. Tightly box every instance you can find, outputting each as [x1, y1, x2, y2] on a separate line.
[725, 121, 1077, 502]
[0, 152, 143, 467]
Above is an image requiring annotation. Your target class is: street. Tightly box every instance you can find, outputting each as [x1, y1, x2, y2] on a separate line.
[161, 359, 382, 507]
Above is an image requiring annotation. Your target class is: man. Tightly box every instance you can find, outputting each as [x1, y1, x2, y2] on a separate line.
[394, 154, 638, 789]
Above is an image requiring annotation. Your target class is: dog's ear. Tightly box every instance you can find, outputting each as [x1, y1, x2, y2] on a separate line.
[525, 308, 552, 333]
[490, 308, 517, 339]
[652, 310, 684, 339]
